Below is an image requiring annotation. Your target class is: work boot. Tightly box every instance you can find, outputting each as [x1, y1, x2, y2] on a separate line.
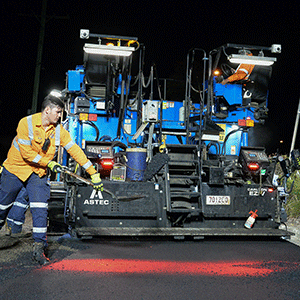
[5, 222, 12, 236]
[5, 222, 30, 238]
[33, 242, 50, 265]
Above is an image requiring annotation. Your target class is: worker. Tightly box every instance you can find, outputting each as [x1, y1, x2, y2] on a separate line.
[221, 50, 255, 85]
[0, 94, 103, 265]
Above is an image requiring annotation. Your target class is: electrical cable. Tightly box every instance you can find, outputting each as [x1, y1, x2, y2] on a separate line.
[81, 120, 100, 141]
[206, 141, 221, 157]
[221, 128, 242, 155]
[142, 70, 153, 88]
[99, 135, 112, 142]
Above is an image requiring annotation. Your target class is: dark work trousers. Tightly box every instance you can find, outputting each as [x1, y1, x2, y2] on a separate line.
[6, 187, 29, 234]
[0, 168, 50, 246]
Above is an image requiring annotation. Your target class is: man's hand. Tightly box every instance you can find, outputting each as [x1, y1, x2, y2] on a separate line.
[91, 173, 103, 191]
[47, 161, 62, 173]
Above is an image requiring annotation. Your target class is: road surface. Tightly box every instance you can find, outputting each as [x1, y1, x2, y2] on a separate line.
[0, 235, 299, 300]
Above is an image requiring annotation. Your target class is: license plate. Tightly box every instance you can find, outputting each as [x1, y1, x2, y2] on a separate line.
[206, 195, 230, 205]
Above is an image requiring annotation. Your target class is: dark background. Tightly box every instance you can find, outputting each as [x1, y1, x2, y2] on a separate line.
[0, 0, 299, 162]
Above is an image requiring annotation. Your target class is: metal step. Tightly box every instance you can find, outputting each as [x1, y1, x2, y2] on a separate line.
[169, 174, 199, 179]
[170, 191, 200, 198]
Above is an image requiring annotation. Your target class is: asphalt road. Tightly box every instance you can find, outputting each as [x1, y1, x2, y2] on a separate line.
[0, 236, 299, 300]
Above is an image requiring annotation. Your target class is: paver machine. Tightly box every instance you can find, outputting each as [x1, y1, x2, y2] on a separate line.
[49, 31, 295, 239]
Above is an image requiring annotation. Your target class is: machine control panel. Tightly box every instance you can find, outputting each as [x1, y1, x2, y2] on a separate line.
[243, 150, 269, 163]
[238, 146, 270, 175]
[86, 142, 114, 158]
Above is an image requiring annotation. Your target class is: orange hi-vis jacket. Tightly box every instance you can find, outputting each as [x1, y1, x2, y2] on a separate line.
[227, 54, 255, 83]
[3, 113, 96, 182]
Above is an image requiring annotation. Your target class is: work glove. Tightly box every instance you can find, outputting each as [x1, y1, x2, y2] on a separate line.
[91, 173, 103, 191]
[47, 161, 62, 173]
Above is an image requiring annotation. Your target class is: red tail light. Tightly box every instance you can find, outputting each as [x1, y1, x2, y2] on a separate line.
[268, 188, 274, 193]
[247, 163, 260, 171]
[100, 159, 114, 170]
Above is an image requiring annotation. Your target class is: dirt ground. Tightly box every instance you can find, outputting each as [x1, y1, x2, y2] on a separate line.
[0, 211, 84, 268]
[0, 210, 92, 282]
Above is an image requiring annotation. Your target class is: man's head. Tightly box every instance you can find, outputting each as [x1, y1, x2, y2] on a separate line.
[41, 95, 64, 125]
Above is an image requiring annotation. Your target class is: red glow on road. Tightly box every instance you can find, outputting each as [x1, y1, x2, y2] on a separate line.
[41, 259, 294, 277]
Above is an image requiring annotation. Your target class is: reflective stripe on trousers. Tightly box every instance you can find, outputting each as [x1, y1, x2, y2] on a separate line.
[0, 168, 50, 246]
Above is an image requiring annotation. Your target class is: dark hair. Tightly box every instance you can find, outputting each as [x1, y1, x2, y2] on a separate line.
[41, 95, 64, 111]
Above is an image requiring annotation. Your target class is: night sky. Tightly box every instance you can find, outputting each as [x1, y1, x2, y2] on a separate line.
[0, 0, 299, 162]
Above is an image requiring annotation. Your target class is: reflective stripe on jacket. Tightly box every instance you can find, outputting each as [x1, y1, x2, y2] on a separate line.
[3, 113, 96, 181]
[227, 63, 255, 82]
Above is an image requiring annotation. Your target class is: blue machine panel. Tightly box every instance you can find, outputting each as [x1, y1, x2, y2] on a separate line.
[206, 124, 244, 156]
[68, 70, 81, 92]
[161, 101, 182, 122]
[214, 82, 242, 105]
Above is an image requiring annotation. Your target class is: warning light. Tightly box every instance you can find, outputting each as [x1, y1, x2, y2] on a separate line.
[106, 42, 115, 46]
[213, 69, 220, 76]
[246, 119, 254, 127]
[238, 118, 254, 127]
[89, 114, 97, 121]
[268, 188, 274, 193]
[79, 113, 89, 121]
[238, 119, 246, 126]
[247, 163, 260, 171]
